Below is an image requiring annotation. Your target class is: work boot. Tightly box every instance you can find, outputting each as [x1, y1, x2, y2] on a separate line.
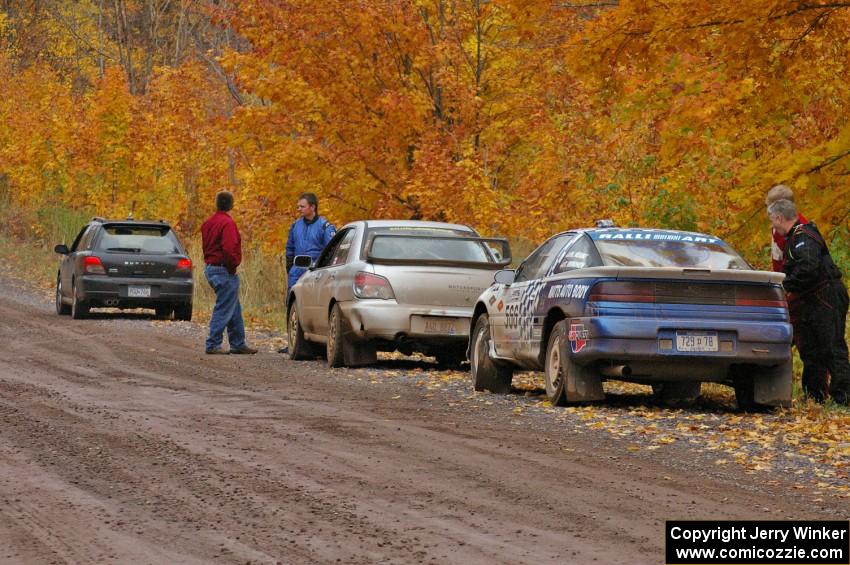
[230, 345, 258, 355]
[205, 347, 229, 355]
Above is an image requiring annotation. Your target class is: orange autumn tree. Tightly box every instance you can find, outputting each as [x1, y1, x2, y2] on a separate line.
[2, 0, 850, 269]
[561, 0, 850, 266]
[220, 0, 588, 244]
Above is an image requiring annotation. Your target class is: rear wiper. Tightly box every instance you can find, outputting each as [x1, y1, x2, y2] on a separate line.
[106, 247, 141, 253]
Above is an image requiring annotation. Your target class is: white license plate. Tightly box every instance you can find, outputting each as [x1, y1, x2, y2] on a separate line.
[128, 285, 151, 298]
[676, 331, 718, 352]
[412, 316, 463, 336]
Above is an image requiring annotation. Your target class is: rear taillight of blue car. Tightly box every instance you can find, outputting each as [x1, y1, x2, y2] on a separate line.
[588, 281, 786, 308]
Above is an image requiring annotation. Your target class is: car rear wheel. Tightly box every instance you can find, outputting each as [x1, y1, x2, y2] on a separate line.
[327, 303, 348, 368]
[544, 322, 569, 406]
[545, 321, 604, 405]
[435, 347, 466, 368]
[155, 305, 173, 320]
[55, 277, 70, 316]
[733, 361, 792, 411]
[651, 382, 702, 406]
[288, 302, 316, 360]
[70, 279, 89, 319]
[470, 314, 513, 394]
[174, 302, 192, 321]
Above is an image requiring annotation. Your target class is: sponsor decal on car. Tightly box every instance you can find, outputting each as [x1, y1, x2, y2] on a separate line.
[497, 300, 504, 311]
[568, 322, 589, 353]
[547, 283, 590, 300]
[593, 230, 718, 244]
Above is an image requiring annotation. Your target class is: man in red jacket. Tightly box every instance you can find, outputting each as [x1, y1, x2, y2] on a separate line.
[201, 191, 257, 355]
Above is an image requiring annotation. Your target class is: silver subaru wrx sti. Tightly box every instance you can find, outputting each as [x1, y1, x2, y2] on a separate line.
[287, 220, 511, 368]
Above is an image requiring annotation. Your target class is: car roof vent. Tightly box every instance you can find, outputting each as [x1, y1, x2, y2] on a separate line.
[91, 216, 106, 223]
[595, 219, 616, 228]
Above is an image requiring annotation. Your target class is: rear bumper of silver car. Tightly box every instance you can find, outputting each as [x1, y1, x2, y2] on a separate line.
[338, 300, 472, 343]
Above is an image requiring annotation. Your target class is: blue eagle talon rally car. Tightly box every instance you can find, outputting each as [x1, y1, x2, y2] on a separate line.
[468, 226, 793, 410]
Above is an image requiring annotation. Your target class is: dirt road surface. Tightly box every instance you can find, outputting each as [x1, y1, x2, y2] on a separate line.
[0, 274, 845, 564]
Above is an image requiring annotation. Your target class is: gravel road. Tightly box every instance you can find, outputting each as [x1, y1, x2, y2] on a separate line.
[0, 274, 845, 564]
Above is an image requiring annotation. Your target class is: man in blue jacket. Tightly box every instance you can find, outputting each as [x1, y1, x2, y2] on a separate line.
[280, 192, 336, 355]
[285, 192, 337, 289]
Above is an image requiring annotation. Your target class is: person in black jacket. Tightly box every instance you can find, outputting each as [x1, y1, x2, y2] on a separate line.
[768, 198, 850, 404]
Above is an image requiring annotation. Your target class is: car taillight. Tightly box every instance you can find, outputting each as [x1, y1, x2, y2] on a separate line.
[354, 271, 395, 299]
[588, 281, 655, 303]
[176, 258, 193, 271]
[734, 285, 787, 308]
[83, 256, 106, 275]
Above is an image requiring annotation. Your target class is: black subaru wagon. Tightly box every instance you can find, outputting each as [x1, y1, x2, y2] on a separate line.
[54, 217, 194, 320]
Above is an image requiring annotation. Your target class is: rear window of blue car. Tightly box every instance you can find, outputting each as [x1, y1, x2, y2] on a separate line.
[96, 225, 182, 255]
[591, 231, 750, 270]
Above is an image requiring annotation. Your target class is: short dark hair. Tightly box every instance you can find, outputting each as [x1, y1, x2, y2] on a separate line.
[216, 190, 234, 212]
[299, 192, 318, 213]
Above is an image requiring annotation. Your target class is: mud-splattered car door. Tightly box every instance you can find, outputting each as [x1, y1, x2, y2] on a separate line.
[497, 234, 574, 359]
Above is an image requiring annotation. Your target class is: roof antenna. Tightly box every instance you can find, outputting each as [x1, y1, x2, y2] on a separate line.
[127, 200, 135, 220]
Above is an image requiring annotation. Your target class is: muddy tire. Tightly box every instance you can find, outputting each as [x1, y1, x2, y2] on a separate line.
[470, 314, 513, 394]
[288, 302, 316, 360]
[155, 305, 173, 320]
[545, 321, 605, 405]
[733, 361, 792, 411]
[55, 277, 70, 316]
[435, 348, 466, 369]
[70, 279, 89, 320]
[544, 322, 570, 406]
[327, 304, 347, 368]
[173, 302, 193, 321]
[652, 381, 702, 406]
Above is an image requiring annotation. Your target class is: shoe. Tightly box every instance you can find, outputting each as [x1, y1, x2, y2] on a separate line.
[230, 345, 258, 355]
[277, 346, 289, 354]
[206, 347, 229, 355]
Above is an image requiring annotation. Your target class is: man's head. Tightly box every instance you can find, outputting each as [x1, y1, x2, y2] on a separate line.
[768, 198, 798, 236]
[216, 190, 234, 212]
[297, 192, 319, 221]
[766, 184, 794, 206]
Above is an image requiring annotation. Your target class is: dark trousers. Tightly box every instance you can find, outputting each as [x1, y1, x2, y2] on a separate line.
[795, 281, 850, 403]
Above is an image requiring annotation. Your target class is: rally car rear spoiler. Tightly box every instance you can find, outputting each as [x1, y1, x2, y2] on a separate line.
[549, 266, 785, 284]
[366, 234, 512, 269]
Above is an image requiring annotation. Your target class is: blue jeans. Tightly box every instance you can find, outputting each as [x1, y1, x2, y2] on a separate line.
[204, 265, 246, 351]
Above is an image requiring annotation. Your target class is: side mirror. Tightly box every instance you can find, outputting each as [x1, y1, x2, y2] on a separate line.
[293, 255, 314, 268]
[54, 244, 70, 255]
[494, 269, 516, 285]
